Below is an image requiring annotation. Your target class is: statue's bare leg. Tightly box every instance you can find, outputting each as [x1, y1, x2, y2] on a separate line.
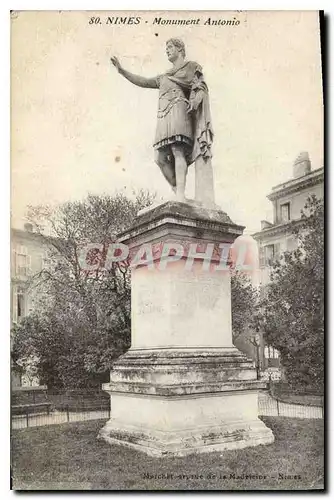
[154, 150, 176, 191]
[171, 144, 187, 202]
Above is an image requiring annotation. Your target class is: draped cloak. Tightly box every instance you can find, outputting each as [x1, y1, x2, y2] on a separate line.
[153, 61, 214, 166]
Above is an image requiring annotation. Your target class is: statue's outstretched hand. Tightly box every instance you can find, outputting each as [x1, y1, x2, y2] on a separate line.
[110, 56, 122, 72]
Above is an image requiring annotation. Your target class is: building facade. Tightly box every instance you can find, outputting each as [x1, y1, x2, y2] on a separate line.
[253, 152, 324, 286]
[11, 224, 47, 386]
[252, 152, 324, 374]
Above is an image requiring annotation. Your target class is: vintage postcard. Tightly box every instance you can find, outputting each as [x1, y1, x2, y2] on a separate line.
[11, 10, 324, 491]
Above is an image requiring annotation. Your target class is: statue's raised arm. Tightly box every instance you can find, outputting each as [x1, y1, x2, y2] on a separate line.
[111, 56, 158, 89]
[110, 39, 214, 206]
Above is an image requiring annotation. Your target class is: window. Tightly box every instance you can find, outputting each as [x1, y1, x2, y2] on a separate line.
[264, 345, 280, 368]
[13, 286, 26, 323]
[264, 346, 279, 359]
[15, 245, 31, 277]
[274, 242, 281, 259]
[42, 251, 52, 270]
[280, 203, 291, 223]
[263, 243, 281, 266]
[259, 246, 265, 267]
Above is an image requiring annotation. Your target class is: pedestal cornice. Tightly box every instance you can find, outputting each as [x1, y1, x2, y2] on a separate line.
[118, 201, 244, 246]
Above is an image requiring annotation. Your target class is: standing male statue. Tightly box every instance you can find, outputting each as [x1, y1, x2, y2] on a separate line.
[111, 38, 215, 205]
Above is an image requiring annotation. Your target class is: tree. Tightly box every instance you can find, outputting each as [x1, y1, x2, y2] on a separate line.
[259, 195, 324, 390]
[12, 191, 155, 389]
[230, 270, 261, 370]
[231, 271, 259, 341]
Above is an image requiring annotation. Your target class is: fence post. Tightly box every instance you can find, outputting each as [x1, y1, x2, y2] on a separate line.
[277, 398, 280, 416]
[66, 404, 70, 423]
[26, 411, 29, 428]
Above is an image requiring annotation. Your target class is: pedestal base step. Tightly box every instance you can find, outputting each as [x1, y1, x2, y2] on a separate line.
[98, 418, 274, 457]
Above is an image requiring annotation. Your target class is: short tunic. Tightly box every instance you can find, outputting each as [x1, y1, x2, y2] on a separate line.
[153, 74, 194, 151]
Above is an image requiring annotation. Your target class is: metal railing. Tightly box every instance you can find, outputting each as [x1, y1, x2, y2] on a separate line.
[12, 405, 110, 430]
[258, 391, 323, 419]
[11, 391, 323, 430]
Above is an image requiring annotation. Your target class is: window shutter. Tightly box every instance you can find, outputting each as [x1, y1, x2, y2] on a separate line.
[27, 294, 33, 314]
[37, 254, 44, 271]
[17, 245, 27, 255]
[15, 248, 20, 275]
[264, 245, 274, 266]
[12, 286, 18, 323]
[259, 246, 265, 267]
[274, 243, 281, 260]
[12, 248, 17, 276]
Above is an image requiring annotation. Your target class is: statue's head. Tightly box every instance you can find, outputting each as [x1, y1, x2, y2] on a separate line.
[166, 38, 186, 62]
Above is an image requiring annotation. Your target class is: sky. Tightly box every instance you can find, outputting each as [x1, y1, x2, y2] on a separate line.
[11, 10, 323, 233]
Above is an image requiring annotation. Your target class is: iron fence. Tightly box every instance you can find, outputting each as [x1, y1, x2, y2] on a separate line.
[11, 391, 323, 430]
[258, 391, 323, 419]
[12, 405, 110, 430]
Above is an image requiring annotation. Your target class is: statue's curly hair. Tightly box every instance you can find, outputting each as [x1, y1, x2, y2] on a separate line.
[166, 38, 186, 58]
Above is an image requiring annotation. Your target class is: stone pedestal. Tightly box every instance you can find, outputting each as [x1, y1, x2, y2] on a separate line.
[99, 201, 274, 456]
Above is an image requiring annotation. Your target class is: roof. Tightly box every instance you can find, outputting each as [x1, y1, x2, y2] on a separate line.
[252, 218, 303, 240]
[11, 227, 45, 243]
[267, 167, 324, 202]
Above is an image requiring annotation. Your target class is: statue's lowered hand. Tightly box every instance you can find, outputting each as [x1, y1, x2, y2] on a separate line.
[186, 101, 195, 114]
[187, 100, 200, 113]
[187, 91, 204, 113]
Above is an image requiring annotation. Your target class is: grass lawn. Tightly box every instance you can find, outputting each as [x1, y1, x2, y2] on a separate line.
[11, 417, 324, 491]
